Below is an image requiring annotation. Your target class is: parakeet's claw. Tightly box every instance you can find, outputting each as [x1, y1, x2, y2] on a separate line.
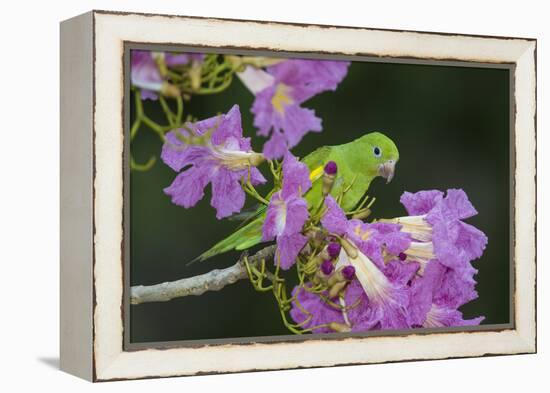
[377, 160, 396, 183]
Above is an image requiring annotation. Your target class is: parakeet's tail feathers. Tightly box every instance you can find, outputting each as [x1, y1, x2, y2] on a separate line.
[227, 205, 267, 231]
[225, 205, 262, 221]
[189, 218, 264, 264]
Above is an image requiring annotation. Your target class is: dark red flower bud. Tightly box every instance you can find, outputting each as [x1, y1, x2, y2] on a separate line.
[322, 161, 338, 196]
[324, 161, 338, 175]
[327, 242, 342, 259]
[342, 265, 356, 281]
[320, 260, 335, 275]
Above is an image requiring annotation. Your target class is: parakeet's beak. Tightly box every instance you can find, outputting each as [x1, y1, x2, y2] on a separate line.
[377, 160, 396, 183]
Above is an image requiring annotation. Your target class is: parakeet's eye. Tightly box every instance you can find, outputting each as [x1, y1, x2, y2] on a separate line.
[373, 146, 382, 157]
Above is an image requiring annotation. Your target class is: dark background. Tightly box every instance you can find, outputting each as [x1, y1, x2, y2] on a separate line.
[130, 55, 511, 343]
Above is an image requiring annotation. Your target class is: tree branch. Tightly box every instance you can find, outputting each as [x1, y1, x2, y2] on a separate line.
[130, 245, 277, 305]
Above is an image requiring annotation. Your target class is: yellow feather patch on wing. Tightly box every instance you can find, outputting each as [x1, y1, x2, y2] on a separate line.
[309, 166, 324, 182]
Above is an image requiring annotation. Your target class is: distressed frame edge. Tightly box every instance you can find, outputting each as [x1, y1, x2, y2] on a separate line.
[59, 11, 95, 381]
[90, 11, 537, 382]
[92, 8, 538, 42]
[512, 39, 537, 354]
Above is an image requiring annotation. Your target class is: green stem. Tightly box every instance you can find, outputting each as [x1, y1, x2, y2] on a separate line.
[159, 95, 176, 127]
[130, 155, 156, 171]
[182, 78, 233, 95]
[130, 118, 141, 140]
[141, 116, 167, 141]
[175, 95, 184, 125]
[346, 196, 377, 216]
[242, 182, 269, 205]
[166, 70, 184, 82]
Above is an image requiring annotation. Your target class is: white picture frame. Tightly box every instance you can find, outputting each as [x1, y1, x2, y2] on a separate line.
[60, 10, 536, 381]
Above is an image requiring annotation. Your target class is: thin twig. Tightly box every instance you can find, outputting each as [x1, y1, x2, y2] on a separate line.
[130, 245, 277, 305]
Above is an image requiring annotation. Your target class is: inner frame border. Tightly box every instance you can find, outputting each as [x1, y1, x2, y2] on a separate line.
[122, 42, 517, 351]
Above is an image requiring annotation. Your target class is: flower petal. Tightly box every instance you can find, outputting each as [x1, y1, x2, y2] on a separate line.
[281, 152, 312, 198]
[321, 195, 348, 235]
[251, 59, 348, 159]
[276, 232, 308, 270]
[210, 168, 246, 219]
[261, 130, 288, 160]
[382, 231, 412, 256]
[161, 130, 209, 172]
[384, 259, 420, 286]
[165, 52, 205, 66]
[400, 190, 444, 215]
[347, 247, 409, 330]
[249, 167, 267, 185]
[251, 85, 277, 137]
[456, 221, 488, 261]
[442, 188, 479, 220]
[276, 104, 322, 147]
[432, 262, 479, 309]
[262, 192, 284, 241]
[131, 50, 163, 92]
[256, 101, 323, 160]
[424, 305, 484, 328]
[162, 105, 265, 218]
[211, 104, 244, 146]
[407, 260, 444, 326]
[140, 90, 159, 101]
[267, 59, 350, 101]
[343, 280, 380, 331]
[262, 191, 309, 242]
[163, 165, 211, 208]
[290, 285, 345, 333]
[237, 66, 276, 95]
[282, 195, 309, 236]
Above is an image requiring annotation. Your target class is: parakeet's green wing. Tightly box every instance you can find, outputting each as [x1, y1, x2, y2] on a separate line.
[191, 216, 264, 263]
[302, 146, 333, 171]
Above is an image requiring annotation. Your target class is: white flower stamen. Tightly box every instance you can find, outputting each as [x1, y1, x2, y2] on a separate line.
[380, 215, 432, 242]
[404, 241, 435, 274]
[339, 241, 391, 303]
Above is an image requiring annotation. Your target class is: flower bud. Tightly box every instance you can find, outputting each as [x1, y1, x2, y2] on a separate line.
[320, 260, 334, 275]
[327, 242, 341, 259]
[306, 228, 326, 249]
[322, 161, 338, 196]
[152, 52, 168, 76]
[328, 281, 348, 299]
[243, 56, 285, 68]
[340, 237, 358, 259]
[189, 62, 202, 91]
[161, 82, 181, 98]
[226, 55, 243, 69]
[342, 265, 356, 281]
[328, 322, 351, 333]
[352, 208, 371, 220]
[328, 266, 351, 286]
[324, 161, 337, 175]
[248, 152, 265, 167]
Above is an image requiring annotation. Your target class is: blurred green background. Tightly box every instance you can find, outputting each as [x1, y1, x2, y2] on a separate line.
[130, 56, 510, 343]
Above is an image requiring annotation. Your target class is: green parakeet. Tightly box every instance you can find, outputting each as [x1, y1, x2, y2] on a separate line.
[195, 132, 399, 262]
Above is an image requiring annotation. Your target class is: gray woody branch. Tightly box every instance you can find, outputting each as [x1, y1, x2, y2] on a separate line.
[130, 245, 276, 305]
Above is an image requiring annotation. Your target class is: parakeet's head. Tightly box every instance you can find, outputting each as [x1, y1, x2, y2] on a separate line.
[360, 132, 399, 183]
